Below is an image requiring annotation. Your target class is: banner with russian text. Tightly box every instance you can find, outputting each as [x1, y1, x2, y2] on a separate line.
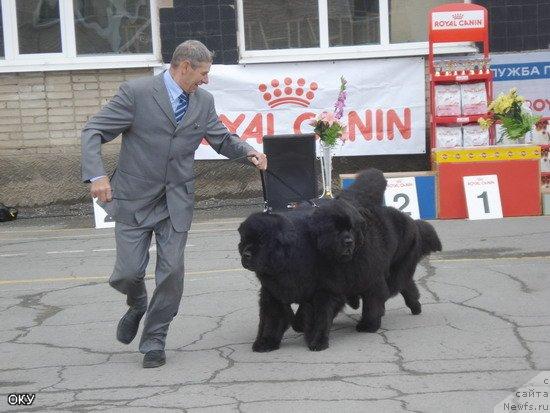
[194, 57, 426, 159]
[491, 50, 550, 118]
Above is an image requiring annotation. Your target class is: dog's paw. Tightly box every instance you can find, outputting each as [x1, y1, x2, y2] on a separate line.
[356, 318, 381, 333]
[252, 337, 280, 352]
[308, 338, 329, 352]
[409, 302, 422, 315]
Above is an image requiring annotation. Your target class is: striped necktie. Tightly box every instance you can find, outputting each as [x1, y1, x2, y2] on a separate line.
[175, 92, 188, 123]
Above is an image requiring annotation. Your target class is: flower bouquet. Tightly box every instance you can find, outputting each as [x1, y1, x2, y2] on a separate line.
[478, 88, 541, 143]
[309, 76, 348, 198]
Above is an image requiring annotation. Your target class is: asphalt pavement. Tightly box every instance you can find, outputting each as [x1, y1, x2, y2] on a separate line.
[0, 208, 549, 412]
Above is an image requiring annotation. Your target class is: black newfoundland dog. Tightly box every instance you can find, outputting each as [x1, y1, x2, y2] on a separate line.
[238, 168, 441, 352]
[304, 199, 442, 350]
[239, 208, 319, 352]
[238, 168, 387, 352]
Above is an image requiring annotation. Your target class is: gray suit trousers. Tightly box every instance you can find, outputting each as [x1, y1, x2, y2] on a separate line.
[108, 200, 188, 353]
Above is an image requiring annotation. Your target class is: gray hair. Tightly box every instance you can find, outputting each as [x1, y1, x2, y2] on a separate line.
[170, 40, 214, 69]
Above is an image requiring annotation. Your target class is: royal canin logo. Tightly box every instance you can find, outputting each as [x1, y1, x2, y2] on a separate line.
[258, 77, 318, 108]
[452, 13, 464, 19]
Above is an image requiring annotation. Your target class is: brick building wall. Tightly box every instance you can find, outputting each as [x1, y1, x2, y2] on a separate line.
[0, 68, 151, 206]
[0, 69, 150, 155]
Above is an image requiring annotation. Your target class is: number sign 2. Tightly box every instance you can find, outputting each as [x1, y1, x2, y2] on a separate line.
[463, 174, 503, 220]
[93, 198, 116, 229]
[384, 177, 421, 219]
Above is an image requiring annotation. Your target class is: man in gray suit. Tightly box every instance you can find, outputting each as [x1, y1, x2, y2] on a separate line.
[81, 40, 267, 368]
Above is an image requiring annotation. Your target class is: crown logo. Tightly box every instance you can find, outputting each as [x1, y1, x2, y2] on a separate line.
[452, 13, 464, 19]
[258, 77, 318, 108]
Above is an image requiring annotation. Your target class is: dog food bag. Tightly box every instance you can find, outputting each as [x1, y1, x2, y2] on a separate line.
[462, 124, 489, 147]
[436, 126, 462, 148]
[434, 84, 461, 116]
[461, 82, 488, 115]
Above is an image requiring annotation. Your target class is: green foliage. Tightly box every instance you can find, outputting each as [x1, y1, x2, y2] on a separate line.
[315, 122, 344, 147]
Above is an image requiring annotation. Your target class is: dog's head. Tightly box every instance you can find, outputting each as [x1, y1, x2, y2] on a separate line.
[238, 212, 297, 273]
[308, 200, 366, 262]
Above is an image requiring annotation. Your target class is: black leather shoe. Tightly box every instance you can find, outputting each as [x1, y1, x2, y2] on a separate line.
[143, 350, 166, 368]
[116, 307, 146, 345]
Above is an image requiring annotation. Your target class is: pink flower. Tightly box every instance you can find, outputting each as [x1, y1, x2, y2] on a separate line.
[309, 76, 348, 147]
[321, 111, 336, 126]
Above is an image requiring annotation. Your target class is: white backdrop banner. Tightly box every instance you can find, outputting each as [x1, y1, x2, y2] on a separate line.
[192, 58, 426, 159]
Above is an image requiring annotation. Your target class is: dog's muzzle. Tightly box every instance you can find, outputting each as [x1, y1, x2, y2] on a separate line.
[240, 251, 256, 270]
[339, 238, 355, 261]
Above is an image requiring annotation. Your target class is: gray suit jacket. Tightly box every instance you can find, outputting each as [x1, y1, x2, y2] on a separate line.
[81, 72, 254, 232]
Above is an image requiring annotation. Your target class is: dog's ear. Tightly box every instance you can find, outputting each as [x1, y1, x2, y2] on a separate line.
[349, 208, 367, 247]
[273, 215, 297, 246]
[306, 211, 326, 242]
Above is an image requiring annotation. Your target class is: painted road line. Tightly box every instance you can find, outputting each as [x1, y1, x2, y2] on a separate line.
[0, 228, 237, 243]
[0, 245, 196, 257]
[0, 268, 248, 286]
[46, 250, 85, 255]
[430, 255, 550, 262]
[0, 219, 244, 235]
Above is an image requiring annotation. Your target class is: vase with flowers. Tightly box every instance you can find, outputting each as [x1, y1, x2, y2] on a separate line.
[478, 88, 541, 144]
[309, 76, 349, 198]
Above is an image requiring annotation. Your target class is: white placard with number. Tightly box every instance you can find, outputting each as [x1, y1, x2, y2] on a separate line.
[384, 177, 420, 219]
[93, 198, 115, 229]
[463, 175, 503, 220]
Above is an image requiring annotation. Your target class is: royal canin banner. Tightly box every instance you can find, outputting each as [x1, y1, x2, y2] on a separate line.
[190, 58, 426, 159]
[431, 10, 485, 31]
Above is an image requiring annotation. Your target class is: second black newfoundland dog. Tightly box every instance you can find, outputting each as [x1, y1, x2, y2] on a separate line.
[303, 199, 442, 350]
[238, 168, 442, 352]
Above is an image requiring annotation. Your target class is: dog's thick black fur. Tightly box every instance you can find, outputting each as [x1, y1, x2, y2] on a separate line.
[239, 208, 324, 352]
[305, 199, 442, 350]
[238, 168, 388, 352]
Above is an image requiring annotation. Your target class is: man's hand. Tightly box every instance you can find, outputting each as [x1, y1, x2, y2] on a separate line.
[247, 150, 268, 171]
[90, 176, 112, 203]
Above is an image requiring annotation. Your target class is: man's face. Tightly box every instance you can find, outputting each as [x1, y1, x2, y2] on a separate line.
[179, 61, 211, 93]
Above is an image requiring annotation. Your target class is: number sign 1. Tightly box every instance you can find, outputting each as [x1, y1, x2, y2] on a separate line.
[384, 177, 421, 219]
[463, 174, 503, 220]
[93, 198, 116, 229]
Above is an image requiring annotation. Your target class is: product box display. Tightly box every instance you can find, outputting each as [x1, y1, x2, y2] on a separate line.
[436, 126, 462, 148]
[462, 124, 489, 147]
[434, 84, 461, 117]
[461, 82, 488, 115]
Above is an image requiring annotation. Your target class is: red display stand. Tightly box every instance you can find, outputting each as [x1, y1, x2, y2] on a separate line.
[432, 146, 542, 219]
[428, 3, 494, 150]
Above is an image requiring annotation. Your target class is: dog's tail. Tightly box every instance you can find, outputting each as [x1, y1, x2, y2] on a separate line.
[416, 220, 442, 255]
[339, 168, 387, 207]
